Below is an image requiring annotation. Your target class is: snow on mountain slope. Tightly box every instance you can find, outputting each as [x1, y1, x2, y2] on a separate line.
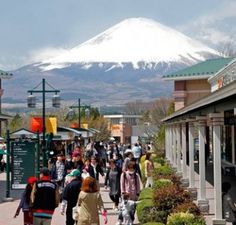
[40, 17, 218, 71]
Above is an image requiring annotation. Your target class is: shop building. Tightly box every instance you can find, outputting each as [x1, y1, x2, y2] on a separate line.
[162, 57, 236, 224]
[163, 58, 233, 111]
[104, 114, 141, 144]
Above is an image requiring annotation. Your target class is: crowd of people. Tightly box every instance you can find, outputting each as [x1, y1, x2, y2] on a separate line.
[14, 139, 155, 225]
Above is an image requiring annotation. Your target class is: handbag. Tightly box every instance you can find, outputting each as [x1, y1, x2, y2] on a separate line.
[72, 205, 80, 221]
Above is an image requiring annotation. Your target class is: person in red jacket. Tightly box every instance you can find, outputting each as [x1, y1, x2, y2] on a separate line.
[30, 167, 60, 225]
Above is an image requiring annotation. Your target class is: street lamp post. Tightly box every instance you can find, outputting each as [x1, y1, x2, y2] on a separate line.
[27, 78, 60, 167]
[69, 98, 90, 129]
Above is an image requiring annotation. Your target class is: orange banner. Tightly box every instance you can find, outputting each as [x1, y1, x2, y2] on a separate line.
[31, 117, 43, 133]
[31, 117, 57, 134]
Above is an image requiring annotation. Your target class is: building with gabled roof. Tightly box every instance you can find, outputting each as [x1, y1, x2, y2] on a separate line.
[162, 57, 234, 111]
[161, 57, 236, 223]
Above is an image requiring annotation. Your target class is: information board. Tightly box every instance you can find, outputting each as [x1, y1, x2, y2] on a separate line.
[12, 141, 35, 189]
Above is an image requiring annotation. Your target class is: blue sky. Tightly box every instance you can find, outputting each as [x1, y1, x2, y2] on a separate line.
[0, 0, 235, 70]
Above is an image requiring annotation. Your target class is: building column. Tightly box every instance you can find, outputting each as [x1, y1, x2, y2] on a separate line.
[171, 125, 177, 168]
[176, 123, 182, 175]
[172, 125, 177, 168]
[168, 126, 172, 161]
[232, 126, 235, 164]
[187, 119, 197, 199]
[209, 113, 225, 225]
[169, 126, 174, 165]
[181, 121, 189, 186]
[196, 116, 209, 213]
[165, 126, 170, 161]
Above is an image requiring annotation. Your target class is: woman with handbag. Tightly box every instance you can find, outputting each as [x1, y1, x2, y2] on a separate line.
[76, 176, 107, 225]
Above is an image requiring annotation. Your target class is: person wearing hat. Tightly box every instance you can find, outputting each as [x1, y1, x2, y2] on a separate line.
[65, 151, 84, 175]
[61, 169, 82, 225]
[30, 167, 60, 225]
[14, 176, 37, 225]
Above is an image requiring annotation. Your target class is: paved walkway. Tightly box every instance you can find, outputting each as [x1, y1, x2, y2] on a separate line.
[2, 162, 231, 225]
[0, 172, 139, 225]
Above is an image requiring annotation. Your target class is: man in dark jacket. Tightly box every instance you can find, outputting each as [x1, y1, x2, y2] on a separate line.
[61, 169, 82, 225]
[31, 167, 59, 225]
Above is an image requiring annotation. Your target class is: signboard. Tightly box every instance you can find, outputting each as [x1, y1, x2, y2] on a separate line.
[111, 125, 120, 130]
[12, 141, 35, 189]
[217, 71, 236, 90]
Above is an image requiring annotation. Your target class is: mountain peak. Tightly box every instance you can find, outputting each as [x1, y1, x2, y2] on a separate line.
[41, 17, 218, 71]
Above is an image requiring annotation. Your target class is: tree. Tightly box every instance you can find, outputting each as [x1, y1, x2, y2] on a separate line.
[88, 116, 110, 141]
[9, 113, 22, 132]
[125, 100, 149, 115]
[141, 98, 173, 128]
[218, 40, 236, 57]
[138, 98, 174, 152]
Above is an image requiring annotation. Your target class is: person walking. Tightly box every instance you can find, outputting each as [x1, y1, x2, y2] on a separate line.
[14, 176, 37, 225]
[76, 176, 107, 225]
[122, 151, 133, 172]
[50, 153, 66, 197]
[131, 143, 142, 164]
[104, 159, 121, 210]
[90, 156, 104, 181]
[222, 182, 236, 224]
[61, 169, 82, 225]
[30, 167, 60, 225]
[144, 152, 154, 188]
[65, 152, 84, 174]
[118, 162, 142, 225]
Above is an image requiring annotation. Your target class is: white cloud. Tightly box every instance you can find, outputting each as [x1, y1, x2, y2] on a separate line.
[29, 47, 69, 63]
[178, 0, 236, 47]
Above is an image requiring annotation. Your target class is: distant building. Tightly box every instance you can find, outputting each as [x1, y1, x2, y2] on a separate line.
[104, 114, 141, 144]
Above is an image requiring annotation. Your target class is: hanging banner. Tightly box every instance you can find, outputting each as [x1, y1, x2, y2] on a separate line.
[31, 117, 43, 133]
[31, 117, 57, 134]
[46, 117, 57, 135]
[82, 123, 88, 129]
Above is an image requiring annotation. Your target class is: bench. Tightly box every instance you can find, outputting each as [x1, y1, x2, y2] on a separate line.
[221, 160, 236, 176]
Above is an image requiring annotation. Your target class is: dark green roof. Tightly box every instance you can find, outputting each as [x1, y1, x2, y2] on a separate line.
[0, 69, 13, 79]
[163, 57, 234, 80]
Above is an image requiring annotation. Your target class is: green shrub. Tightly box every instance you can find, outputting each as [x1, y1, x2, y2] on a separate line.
[154, 164, 174, 177]
[136, 199, 167, 224]
[143, 223, 165, 225]
[155, 173, 181, 187]
[153, 184, 191, 223]
[153, 178, 172, 190]
[139, 187, 153, 200]
[167, 212, 206, 225]
[153, 157, 166, 166]
[172, 201, 201, 216]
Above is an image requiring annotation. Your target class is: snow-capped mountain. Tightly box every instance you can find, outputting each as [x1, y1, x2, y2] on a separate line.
[5, 18, 219, 108]
[40, 17, 218, 71]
